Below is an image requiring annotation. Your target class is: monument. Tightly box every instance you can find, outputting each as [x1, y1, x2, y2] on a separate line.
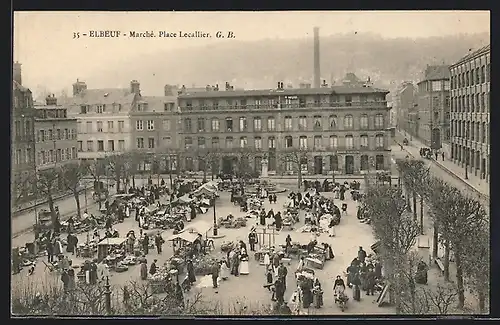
[261, 158, 269, 178]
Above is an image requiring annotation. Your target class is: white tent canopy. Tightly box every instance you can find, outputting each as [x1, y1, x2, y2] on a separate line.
[180, 220, 212, 236]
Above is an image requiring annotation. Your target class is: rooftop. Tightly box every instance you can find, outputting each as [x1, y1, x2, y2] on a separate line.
[453, 44, 490, 66]
[421, 65, 451, 81]
[61, 88, 136, 106]
[178, 85, 388, 99]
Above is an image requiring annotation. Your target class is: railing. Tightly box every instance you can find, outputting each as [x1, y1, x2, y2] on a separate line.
[179, 101, 388, 112]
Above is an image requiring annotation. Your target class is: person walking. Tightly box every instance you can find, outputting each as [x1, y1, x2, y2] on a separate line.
[211, 262, 220, 290]
[155, 233, 164, 254]
[441, 152, 445, 161]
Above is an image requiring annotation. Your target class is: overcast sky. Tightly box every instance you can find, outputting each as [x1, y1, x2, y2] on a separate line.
[14, 11, 490, 96]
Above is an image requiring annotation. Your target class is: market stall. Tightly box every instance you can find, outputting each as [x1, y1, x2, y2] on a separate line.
[180, 220, 212, 240]
[97, 237, 127, 262]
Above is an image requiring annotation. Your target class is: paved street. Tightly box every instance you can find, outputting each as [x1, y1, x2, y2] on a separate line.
[12, 190, 394, 315]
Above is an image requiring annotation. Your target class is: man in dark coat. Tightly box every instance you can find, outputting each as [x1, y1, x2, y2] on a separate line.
[211, 262, 220, 289]
[365, 266, 376, 295]
[275, 278, 285, 305]
[248, 231, 257, 252]
[358, 247, 367, 264]
[259, 210, 266, 226]
[277, 263, 288, 291]
[89, 261, 98, 285]
[231, 252, 240, 276]
[149, 259, 158, 275]
[142, 234, 150, 255]
[187, 259, 196, 283]
[155, 233, 164, 254]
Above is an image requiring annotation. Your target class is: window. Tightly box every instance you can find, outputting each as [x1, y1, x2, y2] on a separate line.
[329, 136, 338, 149]
[240, 137, 248, 148]
[185, 157, 194, 171]
[136, 137, 144, 149]
[313, 116, 322, 130]
[343, 115, 353, 129]
[329, 95, 338, 105]
[360, 155, 369, 171]
[285, 159, 294, 172]
[72, 147, 77, 159]
[49, 150, 54, 162]
[56, 129, 61, 140]
[97, 140, 104, 151]
[444, 80, 451, 90]
[255, 137, 262, 149]
[374, 114, 384, 128]
[211, 118, 220, 132]
[240, 99, 247, 109]
[212, 100, 219, 110]
[87, 140, 94, 152]
[226, 118, 233, 132]
[108, 140, 115, 151]
[376, 155, 384, 170]
[163, 119, 171, 131]
[268, 137, 276, 149]
[147, 120, 155, 130]
[299, 116, 307, 130]
[15, 149, 21, 165]
[482, 122, 486, 143]
[329, 115, 337, 129]
[118, 140, 125, 151]
[345, 135, 354, 149]
[481, 66, 485, 83]
[360, 135, 369, 148]
[330, 155, 338, 171]
[77, 121, 83, 134]
[284, 116, 292, 131]
[432, 81, 442, 91]
[375, 134, 384, 148]
[299, 97, 306, 108]
[118, 121, 124, 132]
[15, 121, 21, 137]
[200, 100, 207, 110]
[254, 117, 262, 131]
[184, 118, 192, 132]
[186, 101, 192, 110]
[107, 121, 114, 132]
[225, 137, 233, 149]
[77, 141, 83, 152]
[164, 103, 174, 111]
[197, 118, 205, 132]
[314, 136, 322, 149]
[299, 136, 307, 149]
[64, 129, 69, 140]
[267, 117, 276, 131]
[198, 137, 206, 148]
[481, 93, 485, 112]
[239, 117, 248, 132]
[486, 64, 490, 82]
[345, 95, 352, 106]
[360, 114, 369, 129]
[184, 137, 193, 149]
[80, 105, 88, 114]
[148, 138, 155, 149]
[163, 137, 172, 147]
[212, 137, 219, 148]
[48, 129, 53, 140]
[136, 120, 144, 131]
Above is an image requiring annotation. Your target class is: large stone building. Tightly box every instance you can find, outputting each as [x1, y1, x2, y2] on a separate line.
[393, 82, 417, 134]
[449, 45, 490, 181]
[12, 62, 37, 204]
[65, 80, 140, 160]
[416, 65, 451, 149]
[34, 95, 78, 177]
[176, 75, 391, 176]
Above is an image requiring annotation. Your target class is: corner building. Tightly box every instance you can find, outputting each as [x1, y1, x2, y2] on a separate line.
[449, 45, 490, 181]
[176, 81, 391, 176]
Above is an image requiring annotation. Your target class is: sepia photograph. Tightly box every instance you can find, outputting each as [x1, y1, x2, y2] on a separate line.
[11, 10, 490, 317]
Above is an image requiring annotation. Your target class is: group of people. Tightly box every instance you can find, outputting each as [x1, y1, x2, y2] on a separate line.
[257, 208, 283, 230]
[210, 241, 251, 290]
[345, 247, 383, 301]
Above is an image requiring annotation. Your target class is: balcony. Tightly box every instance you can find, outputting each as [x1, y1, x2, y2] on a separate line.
[178, 101, 389, 112]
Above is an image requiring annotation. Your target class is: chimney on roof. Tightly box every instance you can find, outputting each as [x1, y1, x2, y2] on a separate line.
[215, 84, 219, 91]
[206, 85, 211, 91]
[13, 62, 22, 85]
[225, 82, 230, 91]
[130, 80, 140, 95]
[46, 94, 58, 106]
[321, 80, 328, 88]
[164, 84, 178, 96]
[277, 82, 284, 90]
[72, 79, 87, 96]
[313, 27, 321, 88]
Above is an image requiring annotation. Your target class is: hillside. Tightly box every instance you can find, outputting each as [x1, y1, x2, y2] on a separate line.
[88, 32, 489, 95]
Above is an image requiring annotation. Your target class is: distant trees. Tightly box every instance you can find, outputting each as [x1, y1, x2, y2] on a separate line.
[280, 148, 310, 189]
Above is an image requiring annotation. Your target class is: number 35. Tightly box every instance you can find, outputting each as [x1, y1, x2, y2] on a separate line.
[73, 32, 80, 39]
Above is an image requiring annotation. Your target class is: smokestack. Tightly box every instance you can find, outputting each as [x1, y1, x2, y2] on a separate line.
[13, 62, 22, 85]
[313, 27, 320, 88]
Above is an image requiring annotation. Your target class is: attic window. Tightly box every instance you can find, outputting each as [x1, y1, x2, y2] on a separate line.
[104, 93, 109, 97]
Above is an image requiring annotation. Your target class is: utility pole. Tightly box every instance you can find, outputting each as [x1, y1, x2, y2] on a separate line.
[104, 276, 111, 314]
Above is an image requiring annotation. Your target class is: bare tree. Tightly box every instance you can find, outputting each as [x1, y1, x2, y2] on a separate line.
[87, 159, 107, 208]
[60, 162, 87, 219]
[280, 147, 310, 189]
[33, 168, 61, 223]
[105, 154, 126, 193]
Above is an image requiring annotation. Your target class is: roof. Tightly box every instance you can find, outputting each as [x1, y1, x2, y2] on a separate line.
[13, 80, 31, 92]
[452, 44, 490, 67]
[422, 65, 451, 81]
[97, 237, 127, 246]
[180, 220, 212, 236]
[136, 95, 177, 112]
[178, 85, 388, 99]
[167, 232, 199, 243]
[62, 88, 136, 106]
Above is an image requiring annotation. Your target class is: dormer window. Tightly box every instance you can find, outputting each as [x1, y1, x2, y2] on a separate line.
[80, 105, 88, 114]
[96, 105, 104, 113]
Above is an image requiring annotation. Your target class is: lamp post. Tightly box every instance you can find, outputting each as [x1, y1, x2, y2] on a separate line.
[104, 276, 111, 315]
[212, 193, 218, 236]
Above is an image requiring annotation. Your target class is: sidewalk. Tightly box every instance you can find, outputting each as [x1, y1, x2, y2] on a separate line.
[394, 132, 489, 199]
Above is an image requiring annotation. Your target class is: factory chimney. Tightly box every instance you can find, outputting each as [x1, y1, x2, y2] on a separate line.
[313, 27, 321, 89]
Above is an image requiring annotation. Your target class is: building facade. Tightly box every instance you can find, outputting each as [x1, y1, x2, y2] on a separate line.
[449, 45, 490, 181]
[176, 75, 391, 176]
[130, 95, 178, 172]
[65, 80, 140, 160]
[416, 65, 451, 149]
[12, 62, 37, 205]
[34, 95, 78, 177]
[394, 82, 416, 134]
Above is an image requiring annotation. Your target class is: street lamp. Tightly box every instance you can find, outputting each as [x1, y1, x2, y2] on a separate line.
[212, 193, 218, 236]
[104, 276, 112, 314]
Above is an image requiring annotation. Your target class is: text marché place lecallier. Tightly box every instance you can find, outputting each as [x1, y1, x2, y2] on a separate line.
[75, 30, 234, 39]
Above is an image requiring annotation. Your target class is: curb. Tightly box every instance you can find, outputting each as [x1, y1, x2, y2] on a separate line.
[396, 140, 489, 202]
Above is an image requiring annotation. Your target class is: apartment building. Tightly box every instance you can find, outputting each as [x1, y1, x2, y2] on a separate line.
[12, 62, 37, 204]
[449, 45, 490, 181]
[393, 82, 417, 134]
[65, 80, 140, 160]
[34, 95, 78, 175]
[176, 74, 391, 176]
[416, 65, 451, 149]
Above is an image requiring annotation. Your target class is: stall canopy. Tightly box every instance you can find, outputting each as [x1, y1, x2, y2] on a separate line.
[167, 232, 199, 243]
[97, 237, 127, 246]
[172, 195, 194, 204]
[181, 220, 212, 236]
[194, 186, 215, 197]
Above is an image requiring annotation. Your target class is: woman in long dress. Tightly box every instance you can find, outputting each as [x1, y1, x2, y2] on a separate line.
[263, 252, 271, 272]
[239, 249, 250, 275]
[220, 259, 230, 280]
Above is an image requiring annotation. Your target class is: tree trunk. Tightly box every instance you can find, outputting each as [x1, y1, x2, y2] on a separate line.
[297, 168, 302, 190]
[132, 174, 136, 188]
[454, 247, 465, 309]
[419, 196, 424, 234]
[116, 176, 121, 193]
[432, 223, 438, 259]
[444, 240, 450, 282]
[203, 167, 207, 183]
[47, 193, 56, 223]
[412, 191, 417, 221]
[74, 191, 82, 219]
